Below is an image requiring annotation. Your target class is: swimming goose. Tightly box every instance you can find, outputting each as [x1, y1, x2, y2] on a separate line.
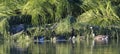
[90, 27, 108, 41]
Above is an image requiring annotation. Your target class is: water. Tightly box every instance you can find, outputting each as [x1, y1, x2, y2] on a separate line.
[0, 40, 120, 54]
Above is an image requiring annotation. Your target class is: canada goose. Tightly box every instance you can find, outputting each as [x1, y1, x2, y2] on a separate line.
[69, 28, 76, 43]
[90, 26, 108, 41]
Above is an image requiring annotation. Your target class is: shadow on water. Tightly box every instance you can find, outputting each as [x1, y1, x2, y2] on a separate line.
[1, 39, 120, 54]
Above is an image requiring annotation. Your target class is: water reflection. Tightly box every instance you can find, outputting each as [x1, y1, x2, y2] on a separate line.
[1, 39, 120, 54]
[10, 42, 30, 54]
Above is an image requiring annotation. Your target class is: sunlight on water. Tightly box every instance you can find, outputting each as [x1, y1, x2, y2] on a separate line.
[0, 40, 120, 54]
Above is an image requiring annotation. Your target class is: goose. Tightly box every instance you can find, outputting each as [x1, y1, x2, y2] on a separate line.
[90, 27, 108, 41]
[68, 28, 76, 44]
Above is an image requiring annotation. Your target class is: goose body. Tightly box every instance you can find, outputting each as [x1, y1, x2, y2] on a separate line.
[72, 36, 76, 43]
[94, 35, 108, 41]
[92, 35, 108, 45]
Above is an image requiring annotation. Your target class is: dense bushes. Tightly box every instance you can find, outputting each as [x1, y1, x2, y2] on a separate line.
[0, 0, 120, 40]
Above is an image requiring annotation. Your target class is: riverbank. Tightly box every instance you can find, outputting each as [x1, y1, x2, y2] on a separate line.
[0, 0, 120, 44]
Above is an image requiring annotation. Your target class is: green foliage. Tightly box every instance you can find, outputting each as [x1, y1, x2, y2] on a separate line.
[78, 0, 120, 27]
[0, 0, 120, 39]
[0, 17, 9, 38]
[55, 16, 76, 35]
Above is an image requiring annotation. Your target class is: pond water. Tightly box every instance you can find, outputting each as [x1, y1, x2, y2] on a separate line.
[0, 40, 120, 54]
